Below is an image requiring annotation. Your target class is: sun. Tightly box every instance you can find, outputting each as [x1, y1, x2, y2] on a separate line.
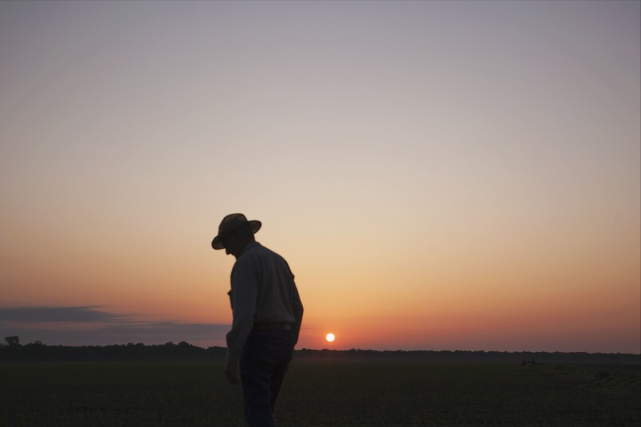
[325, 333, 335, 342]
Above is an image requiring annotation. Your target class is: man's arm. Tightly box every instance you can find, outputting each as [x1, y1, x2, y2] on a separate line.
[291, 281, 304, 346]
[225, 262, 258, 382]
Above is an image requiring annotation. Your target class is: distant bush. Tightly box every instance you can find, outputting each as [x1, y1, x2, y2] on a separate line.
[4, 336, 20, 346]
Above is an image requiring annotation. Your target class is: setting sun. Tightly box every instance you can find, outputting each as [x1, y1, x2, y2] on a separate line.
[326, 333, 335, 342]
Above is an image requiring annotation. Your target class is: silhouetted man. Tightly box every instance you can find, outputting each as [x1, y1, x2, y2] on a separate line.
[212, 213, 304, 427]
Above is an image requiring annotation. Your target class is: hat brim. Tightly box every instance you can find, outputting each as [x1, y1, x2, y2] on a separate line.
[211, 220, 261, 250]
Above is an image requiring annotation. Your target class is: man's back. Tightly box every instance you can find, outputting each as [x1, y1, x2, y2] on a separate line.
[226, 241, 303, 364]
[231, 242, 299, 325]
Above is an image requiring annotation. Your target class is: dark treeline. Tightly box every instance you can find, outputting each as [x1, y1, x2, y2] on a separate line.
[1, 341, 639, 364]
[296, 348, 641, 365]
[0, 341, 226, 362]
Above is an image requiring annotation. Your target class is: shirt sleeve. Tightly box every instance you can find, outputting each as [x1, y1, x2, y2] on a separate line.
[291, 281, 304, 346]
[284, 261, 304, 346]
[226, 260, 258, 363]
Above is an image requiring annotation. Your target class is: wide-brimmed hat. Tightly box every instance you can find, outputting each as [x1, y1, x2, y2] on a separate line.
[211, 213, 261, 250]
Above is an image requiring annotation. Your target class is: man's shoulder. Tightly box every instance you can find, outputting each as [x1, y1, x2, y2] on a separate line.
[240, 242, 289, 265]
[241, 242, 272, 256]
[236, 242, 273, 262]
[259, 244, 289, 263]
[234, 243, 294, 280]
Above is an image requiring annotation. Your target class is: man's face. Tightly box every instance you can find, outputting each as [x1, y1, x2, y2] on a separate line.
[222, 233, 242, 258]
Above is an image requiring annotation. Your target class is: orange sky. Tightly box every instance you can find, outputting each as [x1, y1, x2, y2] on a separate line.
[1, 1, 639, 353]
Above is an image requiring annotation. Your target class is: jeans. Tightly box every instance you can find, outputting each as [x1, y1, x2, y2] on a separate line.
[239, 329, 295, 427]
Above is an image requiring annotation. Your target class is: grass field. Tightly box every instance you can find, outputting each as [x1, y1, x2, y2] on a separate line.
[1, 361, 639, 426]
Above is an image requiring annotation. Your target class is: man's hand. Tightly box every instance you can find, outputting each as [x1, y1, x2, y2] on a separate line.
[224, 360, 239, 385]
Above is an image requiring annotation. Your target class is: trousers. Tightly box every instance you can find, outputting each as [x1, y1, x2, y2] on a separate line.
[239, 329, 295, 427]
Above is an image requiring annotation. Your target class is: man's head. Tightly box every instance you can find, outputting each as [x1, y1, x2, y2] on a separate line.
[212, 213, 261, 258]
[221, 225, 255, 257]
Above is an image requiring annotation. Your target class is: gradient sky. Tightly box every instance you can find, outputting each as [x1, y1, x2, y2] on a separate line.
[1, 1, 639, 353]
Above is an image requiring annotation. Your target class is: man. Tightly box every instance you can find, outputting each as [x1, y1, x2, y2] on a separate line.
[212, 213, 304, 427]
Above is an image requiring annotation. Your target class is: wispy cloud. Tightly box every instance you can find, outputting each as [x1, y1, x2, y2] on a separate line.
[0, 306, 228, 346]
[0, 306, 128, 323]
[457, 184, 491, 197]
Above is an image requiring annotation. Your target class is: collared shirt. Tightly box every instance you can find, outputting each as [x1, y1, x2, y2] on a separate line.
[226, 241, 304, 363]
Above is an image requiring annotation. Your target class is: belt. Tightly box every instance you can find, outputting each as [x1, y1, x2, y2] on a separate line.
[253, 322, 294, 331]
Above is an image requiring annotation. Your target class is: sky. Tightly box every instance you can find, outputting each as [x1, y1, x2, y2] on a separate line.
[1, 1, 639, 354]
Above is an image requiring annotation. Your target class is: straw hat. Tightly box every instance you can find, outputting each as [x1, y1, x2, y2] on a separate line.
[211, 213, 261, 250]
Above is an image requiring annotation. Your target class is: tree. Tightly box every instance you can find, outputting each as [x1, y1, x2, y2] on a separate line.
[4, 336, 20, 346]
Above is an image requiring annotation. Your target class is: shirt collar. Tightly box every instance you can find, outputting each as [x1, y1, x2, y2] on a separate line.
[238, 241, 260, 258]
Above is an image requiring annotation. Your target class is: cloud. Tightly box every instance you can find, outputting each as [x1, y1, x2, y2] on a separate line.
[98, 321, 229, 340]
[0, 306, 229, 346]
[457, 184, 491, 196]
[0, 306, 128, 323]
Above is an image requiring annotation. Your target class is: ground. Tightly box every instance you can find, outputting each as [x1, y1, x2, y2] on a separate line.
[1, 361, 639, 426]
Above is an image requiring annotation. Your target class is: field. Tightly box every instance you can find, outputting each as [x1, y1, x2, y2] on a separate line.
[1, 361, 639, 426]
